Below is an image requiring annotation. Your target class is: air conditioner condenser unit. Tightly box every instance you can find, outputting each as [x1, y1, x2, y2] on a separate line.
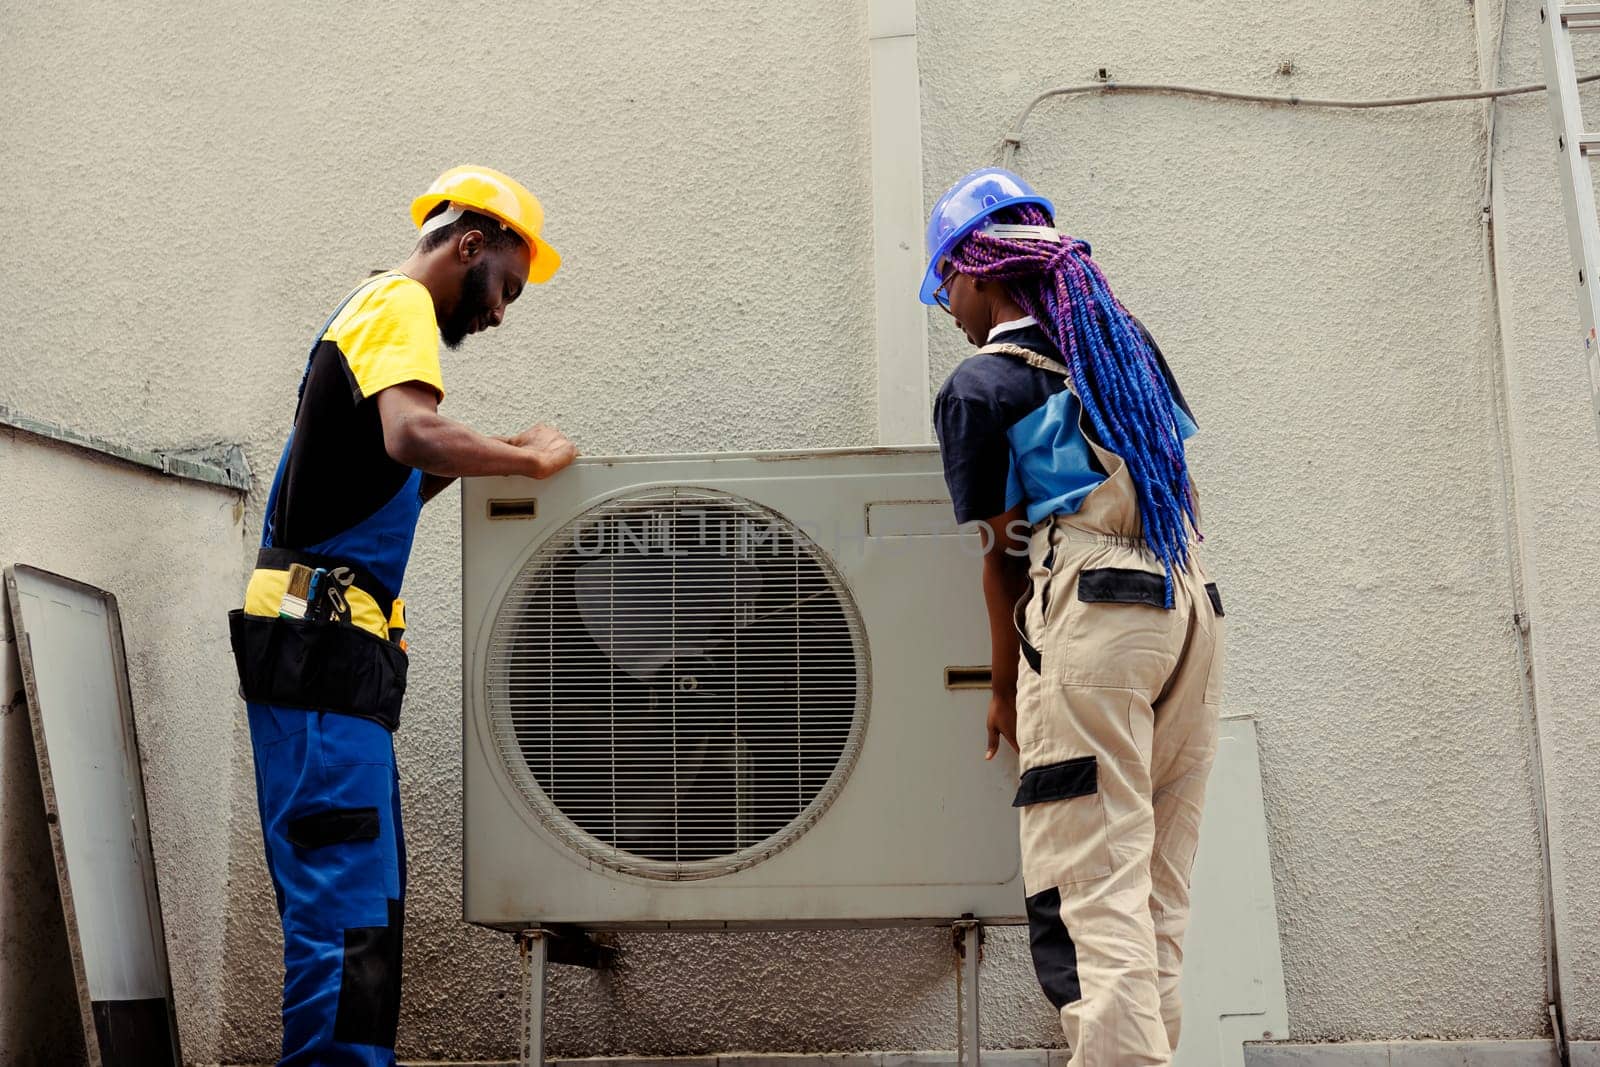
[462, 446, 1023, 929]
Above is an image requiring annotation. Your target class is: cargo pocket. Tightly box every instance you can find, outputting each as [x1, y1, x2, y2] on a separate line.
[334, 898, 404, 1049]
[317, 710, 398, 768]
[1013, 589, 1042, 674]
[1014, 756, 1113, 883]
[1013, 535, 1058, 676]
[1058, 568, 1182, 689]
[285, 806, 380, 850]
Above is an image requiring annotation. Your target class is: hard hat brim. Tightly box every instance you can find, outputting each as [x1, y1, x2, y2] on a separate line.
[917, 193, 1054, 305]
[524, 233, 561, 285]
[409, 192, 562, 285]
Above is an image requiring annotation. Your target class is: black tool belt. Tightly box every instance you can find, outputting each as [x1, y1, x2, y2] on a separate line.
[227, 548, 408, 731]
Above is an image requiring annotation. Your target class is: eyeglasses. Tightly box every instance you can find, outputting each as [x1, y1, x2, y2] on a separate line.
[933, 265, 958, 313]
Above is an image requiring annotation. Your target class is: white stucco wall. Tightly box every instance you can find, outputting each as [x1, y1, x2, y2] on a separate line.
[1483, 0, 1600, 1036]
[919, 0, 1558, 1040]
[0, 432, 247, 1064]
[1, 0, 1593, 1063]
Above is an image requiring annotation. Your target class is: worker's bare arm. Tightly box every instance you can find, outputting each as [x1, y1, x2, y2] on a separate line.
[977, 503, 1030, 759]
[376, 382, 578, 482]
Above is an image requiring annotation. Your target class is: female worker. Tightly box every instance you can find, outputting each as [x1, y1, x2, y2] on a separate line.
[922, 167, 1225, 1066]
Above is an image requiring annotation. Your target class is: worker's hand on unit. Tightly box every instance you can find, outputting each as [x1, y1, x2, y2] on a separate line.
[985, 691, 1018, 760]
[510, 423, 578, 479]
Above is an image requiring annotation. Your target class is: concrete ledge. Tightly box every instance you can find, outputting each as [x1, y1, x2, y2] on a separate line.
[556, 1055, 1062, 1067]
[1244, 1040, 1600, 1067]
[220, 1052, 1065, 1067]
[0, 404, 251, 493]
[220, 1045, 1600, 1067]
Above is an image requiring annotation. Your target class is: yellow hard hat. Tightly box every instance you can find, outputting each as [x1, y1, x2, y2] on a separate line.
[410, 165, 561, 284]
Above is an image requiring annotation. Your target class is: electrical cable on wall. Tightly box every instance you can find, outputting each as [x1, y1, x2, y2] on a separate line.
[1000, 73, 1600, 166]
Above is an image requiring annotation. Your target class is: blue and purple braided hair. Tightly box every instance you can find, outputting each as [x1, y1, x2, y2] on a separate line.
[949, 204, 1199, 601]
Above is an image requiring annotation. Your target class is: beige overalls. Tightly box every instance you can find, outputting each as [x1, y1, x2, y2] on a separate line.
[986, 342, 1226, 1065]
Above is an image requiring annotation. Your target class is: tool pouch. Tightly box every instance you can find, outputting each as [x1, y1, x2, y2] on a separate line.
[228, 610, 408, 731]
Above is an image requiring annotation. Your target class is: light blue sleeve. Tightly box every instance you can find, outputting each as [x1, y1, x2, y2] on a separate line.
[1175, 403, 1199, 440]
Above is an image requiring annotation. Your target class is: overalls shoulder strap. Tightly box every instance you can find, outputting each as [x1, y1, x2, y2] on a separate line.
[264, 272, 402, 548]
[976, 341, 1142, 525]
[292, 271, 402, 423]
[978, 341, 1071, 381]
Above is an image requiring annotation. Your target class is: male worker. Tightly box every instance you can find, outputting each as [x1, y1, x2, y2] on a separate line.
[921, 167, 1225, 1065]
[228, 165, 577, 1067]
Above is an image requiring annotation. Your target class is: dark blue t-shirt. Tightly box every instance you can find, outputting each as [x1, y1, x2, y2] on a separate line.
[933, 318, 1196, 525]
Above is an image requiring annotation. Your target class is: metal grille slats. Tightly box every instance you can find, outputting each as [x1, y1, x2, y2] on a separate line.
[485, 487, 869, 880]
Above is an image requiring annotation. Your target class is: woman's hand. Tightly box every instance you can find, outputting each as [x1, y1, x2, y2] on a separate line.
[986, 691, 1018, 760]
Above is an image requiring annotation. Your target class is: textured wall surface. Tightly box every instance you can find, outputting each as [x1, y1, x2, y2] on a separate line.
[919, 0, 1551, 1042]
[0, 432, 247, 1063]
[0, 0, 1591, 1061]
[1485, 0, 1600, 1036]
[5, 1, 909, 1062]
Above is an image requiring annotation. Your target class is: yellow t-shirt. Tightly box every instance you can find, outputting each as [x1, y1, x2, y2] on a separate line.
[324, 273, 445, 402]
[246, 272, 447, 632]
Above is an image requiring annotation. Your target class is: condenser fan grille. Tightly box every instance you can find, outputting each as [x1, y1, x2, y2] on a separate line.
[484, 487, 870, 880]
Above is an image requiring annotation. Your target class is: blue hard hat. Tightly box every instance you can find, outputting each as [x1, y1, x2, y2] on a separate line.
[919, 167, 1055, 305]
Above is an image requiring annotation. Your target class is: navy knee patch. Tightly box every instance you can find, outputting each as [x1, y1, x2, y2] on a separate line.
[334, 898, 404, 1048]
[1026, 886, 1082, 1009]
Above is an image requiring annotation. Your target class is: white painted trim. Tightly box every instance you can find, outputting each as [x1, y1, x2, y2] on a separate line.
[868, 0, 931, 446]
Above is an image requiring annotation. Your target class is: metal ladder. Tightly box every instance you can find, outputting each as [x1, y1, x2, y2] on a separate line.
[1542, 2, 1600, 444]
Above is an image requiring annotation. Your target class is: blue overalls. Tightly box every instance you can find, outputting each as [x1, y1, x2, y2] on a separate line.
[230, 279, 426, 1066]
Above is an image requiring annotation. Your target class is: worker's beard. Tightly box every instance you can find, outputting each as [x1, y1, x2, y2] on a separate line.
[440, 260, 492, 350]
